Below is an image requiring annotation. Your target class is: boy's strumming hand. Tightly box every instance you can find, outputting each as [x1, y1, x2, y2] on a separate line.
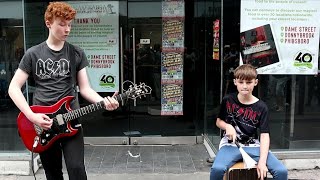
[257, 162, 268, 180]
[103, 91, 119, 111]
[225, 124, 236, 143]
[28, 113, 52, 130]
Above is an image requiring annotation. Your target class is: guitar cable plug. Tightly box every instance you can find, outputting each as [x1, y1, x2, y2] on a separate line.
[31, 136, 40, 180]
[33, 136, 39, 148]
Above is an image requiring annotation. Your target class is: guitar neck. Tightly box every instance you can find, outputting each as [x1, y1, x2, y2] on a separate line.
[64, 93, 127, 122]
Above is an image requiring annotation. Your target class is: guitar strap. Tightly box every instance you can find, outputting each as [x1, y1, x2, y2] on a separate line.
[68, 43, 82, 126]
[68, 42, 77, 93]
[68, 42, 81, 113]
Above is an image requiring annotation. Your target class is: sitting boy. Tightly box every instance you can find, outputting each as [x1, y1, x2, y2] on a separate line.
[210, 64, 288, 180]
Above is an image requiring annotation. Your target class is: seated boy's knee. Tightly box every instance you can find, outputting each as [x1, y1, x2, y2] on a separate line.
[210, 164, 230, 180]
[271, 164, 288, 178]
[277, 165, 288, 175]
[211, 164, 226, 173]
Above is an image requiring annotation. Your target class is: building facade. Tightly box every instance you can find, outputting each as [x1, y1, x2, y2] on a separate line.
[0, 0, 319, 174]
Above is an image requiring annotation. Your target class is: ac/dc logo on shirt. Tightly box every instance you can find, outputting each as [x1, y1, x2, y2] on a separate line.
[226, 101, 260, 125]
[35, 58, 70, 79]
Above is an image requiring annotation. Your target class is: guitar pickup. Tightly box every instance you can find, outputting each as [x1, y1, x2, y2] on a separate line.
[56, 114, 65, 125]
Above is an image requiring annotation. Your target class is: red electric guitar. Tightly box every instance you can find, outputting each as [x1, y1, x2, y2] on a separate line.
[17, 82, 151, 153]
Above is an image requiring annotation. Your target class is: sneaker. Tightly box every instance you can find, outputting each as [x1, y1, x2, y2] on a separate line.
[206, 157, 214, 163]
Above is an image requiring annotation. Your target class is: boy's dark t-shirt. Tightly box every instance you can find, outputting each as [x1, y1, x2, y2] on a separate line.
[218, 93, 270, 148]
[18, 41, 89, 127]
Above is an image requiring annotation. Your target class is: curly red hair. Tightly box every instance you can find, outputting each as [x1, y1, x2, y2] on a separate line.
[44, 2, 76, 23]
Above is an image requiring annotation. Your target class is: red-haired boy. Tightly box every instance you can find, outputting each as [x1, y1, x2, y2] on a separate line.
[9, 2, 119, 179]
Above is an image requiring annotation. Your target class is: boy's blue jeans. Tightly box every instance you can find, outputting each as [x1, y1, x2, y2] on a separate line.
[210, 145, 288, 180]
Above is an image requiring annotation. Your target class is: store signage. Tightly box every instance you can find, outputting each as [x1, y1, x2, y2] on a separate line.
[67, 1, 119, 92]
[240, 0, 320, 74]
[140, 39, 150, 44]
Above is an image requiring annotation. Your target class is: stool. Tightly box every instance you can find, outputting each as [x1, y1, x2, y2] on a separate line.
[223, 162, 260, 180]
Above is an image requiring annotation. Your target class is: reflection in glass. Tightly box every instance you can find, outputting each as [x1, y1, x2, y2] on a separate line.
[0, 18, 25, 151]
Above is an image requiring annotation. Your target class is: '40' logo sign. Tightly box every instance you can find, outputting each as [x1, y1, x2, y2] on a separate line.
[99, 74, 116, 88]
[293, 50, 314, 69]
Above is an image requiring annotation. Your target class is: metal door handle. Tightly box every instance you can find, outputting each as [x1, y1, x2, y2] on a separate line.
[132, 28, 136, 106]
[120, 27, 124, 105]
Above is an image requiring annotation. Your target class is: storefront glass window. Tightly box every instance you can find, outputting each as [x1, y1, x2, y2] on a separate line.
[0, 0, 25, 152]
[205, 0, 320, 152]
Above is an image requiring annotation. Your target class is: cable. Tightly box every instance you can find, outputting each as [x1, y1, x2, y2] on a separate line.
[31, 136, 39, 180]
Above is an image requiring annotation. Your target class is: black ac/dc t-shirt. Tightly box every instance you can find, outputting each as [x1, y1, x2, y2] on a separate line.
[18, 41, 89, 128]
[218, 93, 270, 148]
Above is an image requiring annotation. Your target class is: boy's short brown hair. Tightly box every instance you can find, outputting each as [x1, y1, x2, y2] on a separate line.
[44, 2, 76, 23]
[234, 64, 257, 80]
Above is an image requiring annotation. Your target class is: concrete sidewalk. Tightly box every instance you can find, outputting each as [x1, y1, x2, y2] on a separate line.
[1, 171, 209, 180]
[1, 144, 320, 179]
[1, 168, 320, 180]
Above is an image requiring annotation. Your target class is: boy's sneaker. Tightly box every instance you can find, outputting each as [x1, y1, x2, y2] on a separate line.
[206, 157, 214, 163]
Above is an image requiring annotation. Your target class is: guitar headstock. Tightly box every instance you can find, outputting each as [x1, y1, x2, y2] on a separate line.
[122, 81, 152, 99]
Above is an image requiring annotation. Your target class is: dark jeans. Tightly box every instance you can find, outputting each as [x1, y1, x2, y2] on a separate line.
[39, 127, 87, 180]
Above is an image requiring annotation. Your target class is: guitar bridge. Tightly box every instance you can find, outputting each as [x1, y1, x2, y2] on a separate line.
[56, 114, 65, 125]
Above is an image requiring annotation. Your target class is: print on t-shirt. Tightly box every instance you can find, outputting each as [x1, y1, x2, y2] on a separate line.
[36, 58, 70, 79]
[225, 100, 261, 143]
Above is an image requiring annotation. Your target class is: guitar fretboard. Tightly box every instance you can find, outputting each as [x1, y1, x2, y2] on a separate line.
[62, 93, 127, 122]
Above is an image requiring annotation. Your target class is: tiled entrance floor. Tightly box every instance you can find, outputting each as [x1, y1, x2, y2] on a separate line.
[82, 144, 211, 174]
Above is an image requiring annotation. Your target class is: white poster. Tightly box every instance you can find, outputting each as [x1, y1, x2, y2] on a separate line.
[240, 0, 320, 74]
[68, 1, 119, 92]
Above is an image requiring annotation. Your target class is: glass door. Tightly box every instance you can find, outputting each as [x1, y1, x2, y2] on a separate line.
[83, 0, 199, 145]
[122, 0, 162, 139]
[124, 0, 199, 145]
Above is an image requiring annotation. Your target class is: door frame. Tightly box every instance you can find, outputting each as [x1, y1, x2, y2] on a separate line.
[84, 136, 202, 145]
[84, 0, 199, 145]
